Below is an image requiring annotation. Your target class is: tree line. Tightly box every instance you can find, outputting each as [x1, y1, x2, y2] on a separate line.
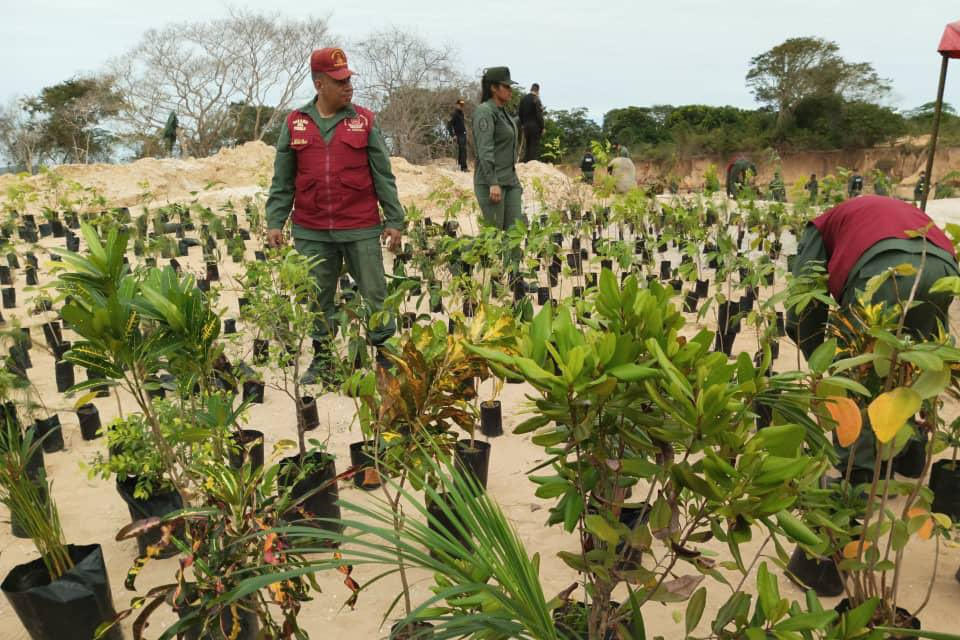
[1, 23, 954, 173]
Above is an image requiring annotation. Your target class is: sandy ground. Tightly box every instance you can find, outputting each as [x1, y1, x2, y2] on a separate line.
[1, 150, 960, 639]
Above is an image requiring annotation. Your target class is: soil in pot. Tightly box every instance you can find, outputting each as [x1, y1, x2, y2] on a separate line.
[1, 543, 123, 640]
[279, 452, 343, 534]
[785, 546, 844, 597]
[116, 476, 184, 558]
[33, 415, 64, 453]
[299, 396, 320, 431]
[228, 429, 264, 471]
[349, 440, 383, 490]
[480, 400, 503, 437]
[390, 620, 435, 639]
[552, 600, 618, 640]
[834, 598, 920, 637]
[76, 403, 101, 440]
[455, 439, 491, 489]
[175, 592, 259, 640]
[929, 459, 960, 520]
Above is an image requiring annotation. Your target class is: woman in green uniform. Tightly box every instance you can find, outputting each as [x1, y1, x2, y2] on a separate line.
[472, 66, 525, 239]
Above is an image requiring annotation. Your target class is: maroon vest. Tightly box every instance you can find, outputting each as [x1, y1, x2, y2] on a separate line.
[287, 106, 380, 230]
[811, 195, 956, 298]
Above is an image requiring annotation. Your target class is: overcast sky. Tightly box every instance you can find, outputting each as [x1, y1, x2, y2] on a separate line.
[3, 0, 959, 120]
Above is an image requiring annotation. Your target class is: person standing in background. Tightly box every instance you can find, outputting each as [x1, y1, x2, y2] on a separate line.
[473, 66, 525, 284]
[914, 171, 927, 205]
[448, 98, 468, 172]
[806, 173, 819, 204]
[518, 83, 544, 162]
[162, 111, 178, 157]
[581, 149, 596, 184]
[848, 171, 864, 198]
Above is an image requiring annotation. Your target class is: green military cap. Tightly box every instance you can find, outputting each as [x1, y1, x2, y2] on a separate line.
[483, 66, 518, 85]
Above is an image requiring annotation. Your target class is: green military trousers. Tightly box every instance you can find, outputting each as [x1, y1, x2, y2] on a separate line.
[293, 235, 395, 346]
[835, 250, 956, 475]
[475, 183, 526, 274]
[475, 183, 525, 229]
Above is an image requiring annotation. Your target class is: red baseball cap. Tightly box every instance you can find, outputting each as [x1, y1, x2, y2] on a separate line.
[310, 47, 354, 80]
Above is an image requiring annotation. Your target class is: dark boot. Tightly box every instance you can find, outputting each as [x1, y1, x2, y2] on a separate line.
[300, 339, 343, 387]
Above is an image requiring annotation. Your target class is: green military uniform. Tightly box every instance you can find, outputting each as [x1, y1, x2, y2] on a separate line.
[266, 99, 404, 347]
[472, 98, 524, 231]
[787, 225, 958, 473]
[770, 172, 786, 202]
[914, 174, 927, 205]
[162, 111, 177, 156]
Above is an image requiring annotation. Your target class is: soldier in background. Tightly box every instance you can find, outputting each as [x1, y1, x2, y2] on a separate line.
[848, 171, 864, 198]
[518, 83, 544, 162]
[806, 173, 819, 203]
[162, 111, 178, 157]
[580, 150, 596, 184]
[770, 170, 786, 202]
[447, 99, 468, 171]
[914, 171, 927, 205]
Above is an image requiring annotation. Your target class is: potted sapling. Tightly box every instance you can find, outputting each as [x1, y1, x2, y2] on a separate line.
[240, 248, 343, 531]
[0, 420, 122, 640]
[87, 403, 224, 557]
[466, 271, 831, 640]
[797, 262, 960, 633]
[479, 374, 504, 438]
[100, 459, 336, 640]
[347, 309, 512, 636]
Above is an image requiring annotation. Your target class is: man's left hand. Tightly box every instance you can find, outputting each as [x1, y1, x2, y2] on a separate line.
[382, 228, 402, 253]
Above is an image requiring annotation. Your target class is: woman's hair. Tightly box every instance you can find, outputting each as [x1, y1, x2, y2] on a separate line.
[480, 75, 496, 102]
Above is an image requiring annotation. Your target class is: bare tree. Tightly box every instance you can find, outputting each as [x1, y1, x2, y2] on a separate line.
[352, 27, 467, 163]
[110, 9, 331, 158]
[0, 99, 44, 173]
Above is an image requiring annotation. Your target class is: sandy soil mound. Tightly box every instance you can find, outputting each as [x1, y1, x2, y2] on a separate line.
[0, 143, 580, 216]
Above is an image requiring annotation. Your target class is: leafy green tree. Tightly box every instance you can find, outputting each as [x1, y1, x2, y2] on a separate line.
[746, 36, 891, 130]
[602, 105, 672, 147]
[23, 76, 122, 164]
[792, 94, 904, 149]
[220, 103, 285, 148]
[542, 108, 602, 161]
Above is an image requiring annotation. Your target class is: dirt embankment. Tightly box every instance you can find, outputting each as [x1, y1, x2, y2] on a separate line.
[634, 145, 960, 193]
[0, 142, 582, 216]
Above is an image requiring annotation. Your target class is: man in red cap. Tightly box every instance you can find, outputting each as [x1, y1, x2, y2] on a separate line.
[266, 47, 404, 385]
